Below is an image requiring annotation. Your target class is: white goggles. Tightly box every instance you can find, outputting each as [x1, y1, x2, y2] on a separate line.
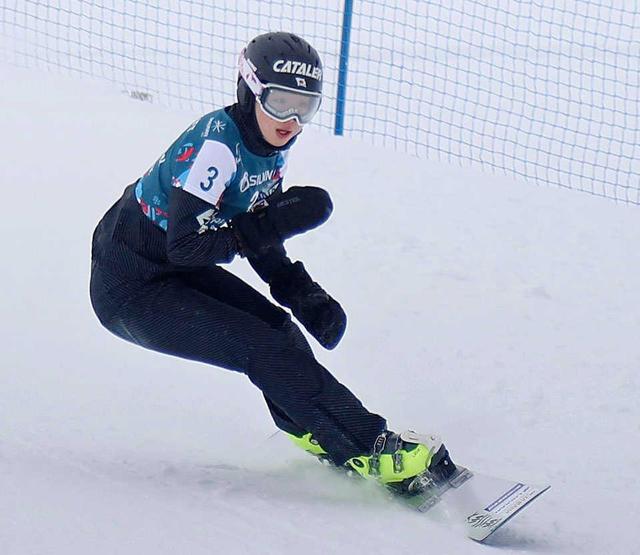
[239, 51, 321, 125]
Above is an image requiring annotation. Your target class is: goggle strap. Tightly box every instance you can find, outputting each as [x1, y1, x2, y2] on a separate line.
[238, 50, 264, 97]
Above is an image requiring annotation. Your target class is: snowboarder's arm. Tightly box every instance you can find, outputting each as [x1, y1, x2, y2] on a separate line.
[166, 139, 240, 266]
[249, 248, 347, 350]
[166, 188, 239, 266]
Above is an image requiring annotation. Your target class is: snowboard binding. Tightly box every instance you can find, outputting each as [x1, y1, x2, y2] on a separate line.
[285, 429, 458, 496]
[345, 430, 458, 492]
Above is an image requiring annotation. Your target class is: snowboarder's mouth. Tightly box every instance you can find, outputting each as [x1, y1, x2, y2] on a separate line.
[276, 129, 292, 139]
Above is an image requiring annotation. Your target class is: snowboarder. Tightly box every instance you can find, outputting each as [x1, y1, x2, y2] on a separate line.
[89, 31, 453, 489]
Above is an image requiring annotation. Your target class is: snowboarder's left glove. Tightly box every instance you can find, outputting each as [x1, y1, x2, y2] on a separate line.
[270, 261, 346, 350]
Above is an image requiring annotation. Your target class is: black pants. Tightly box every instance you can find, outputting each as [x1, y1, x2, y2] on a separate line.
[89, 187, 385, 465]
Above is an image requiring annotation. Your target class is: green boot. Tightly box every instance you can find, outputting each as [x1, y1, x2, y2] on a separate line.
[346, 430, 455, 487]
[285, 431, 329, 458]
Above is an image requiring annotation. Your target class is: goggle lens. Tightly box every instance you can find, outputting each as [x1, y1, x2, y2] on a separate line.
[260, 87, 321, 125]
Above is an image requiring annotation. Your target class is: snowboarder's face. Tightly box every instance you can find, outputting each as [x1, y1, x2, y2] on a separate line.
[256, 103, 302, 147]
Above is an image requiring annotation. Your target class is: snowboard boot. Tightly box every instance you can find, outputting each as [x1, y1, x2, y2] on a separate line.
[285, 431, 333, 463]
[345, 430, 456, 491]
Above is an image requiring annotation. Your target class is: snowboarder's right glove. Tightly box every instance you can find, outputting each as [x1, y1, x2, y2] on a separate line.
[267, 186, 333, 240]
[231, 208, 280, 258]
[230, 186, 333, 259]
[269, 261, 346, 350]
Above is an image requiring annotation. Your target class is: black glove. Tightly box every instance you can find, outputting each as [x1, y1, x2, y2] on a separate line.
[268, 186, 333, 239]
[231, 186, 333, 258]
[231, 208, 280, 258]
[270, 261, 346, 350]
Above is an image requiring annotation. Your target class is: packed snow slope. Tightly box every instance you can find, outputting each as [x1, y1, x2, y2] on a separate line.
[1, 64, 639, 555]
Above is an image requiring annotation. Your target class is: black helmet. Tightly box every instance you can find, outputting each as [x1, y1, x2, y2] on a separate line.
[237, 32, 323, 124]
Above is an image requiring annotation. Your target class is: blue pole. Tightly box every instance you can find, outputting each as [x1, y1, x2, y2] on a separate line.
[334, 0, 354, 136]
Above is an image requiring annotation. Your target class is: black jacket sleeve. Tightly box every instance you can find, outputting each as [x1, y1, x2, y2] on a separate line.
[247, 242, 293, 283]
[166, 187, 239, 266]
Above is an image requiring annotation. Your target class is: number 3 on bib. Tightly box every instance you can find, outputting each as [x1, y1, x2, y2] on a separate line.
[200, 166, 219, 191]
